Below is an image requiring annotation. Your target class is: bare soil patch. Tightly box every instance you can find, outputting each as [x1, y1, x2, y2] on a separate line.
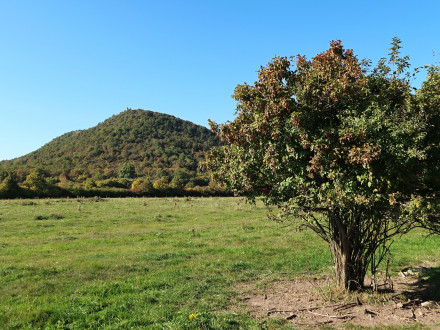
[236, 263, 440, 328]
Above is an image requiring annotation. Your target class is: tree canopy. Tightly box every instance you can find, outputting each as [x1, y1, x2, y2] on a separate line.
[119, 163, 137, 179]
[204, 39, 440, 290]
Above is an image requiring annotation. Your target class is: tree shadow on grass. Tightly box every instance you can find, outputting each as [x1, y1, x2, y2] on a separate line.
[401, 266, 440, 302]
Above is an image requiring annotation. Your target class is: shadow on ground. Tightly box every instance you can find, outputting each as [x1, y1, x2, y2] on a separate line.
[403, 266, 440, 302]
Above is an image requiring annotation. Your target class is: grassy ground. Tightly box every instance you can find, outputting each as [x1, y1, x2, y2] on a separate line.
[0, 197, 439, 329]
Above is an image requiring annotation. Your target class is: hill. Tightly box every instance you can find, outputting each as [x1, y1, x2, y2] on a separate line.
[1, 109, 221, 182]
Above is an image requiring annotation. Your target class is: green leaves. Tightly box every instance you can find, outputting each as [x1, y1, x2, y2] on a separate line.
[1, 109, 222, 184]
[205, 37, 440, 219]
[119, 163, 137, 179]
[204, 39, 440, 289]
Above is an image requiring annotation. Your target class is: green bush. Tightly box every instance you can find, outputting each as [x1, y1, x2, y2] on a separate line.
[131, 178, 154, 194]
[119, 163, 136, 179]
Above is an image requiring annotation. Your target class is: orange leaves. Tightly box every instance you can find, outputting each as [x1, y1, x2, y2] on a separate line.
[300, 134, 311, 149]
[257, 56, 291, 83]
[291, 117, 300, 127]
[339, 131, 366, 145]
[221, 56, 296, 149]
[347, 143, 380, 166]
[340, 133, 355, 143]
[293, 40, 366, 117]
[207, 39, 424, 205]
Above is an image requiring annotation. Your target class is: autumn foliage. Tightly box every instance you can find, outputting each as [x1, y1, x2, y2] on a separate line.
[205, 39, 440, 290]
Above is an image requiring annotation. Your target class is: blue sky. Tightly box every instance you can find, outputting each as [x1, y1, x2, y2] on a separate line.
[0, 0, 439, 160]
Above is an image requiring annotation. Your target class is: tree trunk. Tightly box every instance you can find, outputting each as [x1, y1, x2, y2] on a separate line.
[330, 237, 366, 291]
[326, 209, 369, 291]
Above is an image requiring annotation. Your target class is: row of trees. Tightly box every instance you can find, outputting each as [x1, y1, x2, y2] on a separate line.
[0, 164, 225, 198]
[204, 38, 440, 290]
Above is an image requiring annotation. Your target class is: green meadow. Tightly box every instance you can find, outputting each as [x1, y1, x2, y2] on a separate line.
[1, 197, 439, 329]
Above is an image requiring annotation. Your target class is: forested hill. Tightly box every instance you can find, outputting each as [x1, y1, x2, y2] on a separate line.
[1, 109, 221, 180]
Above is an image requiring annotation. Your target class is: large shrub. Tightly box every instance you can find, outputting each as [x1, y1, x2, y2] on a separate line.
[205, 39, 440, 290]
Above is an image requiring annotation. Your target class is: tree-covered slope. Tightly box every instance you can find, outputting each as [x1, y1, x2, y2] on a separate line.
[1, 109, 221, 180]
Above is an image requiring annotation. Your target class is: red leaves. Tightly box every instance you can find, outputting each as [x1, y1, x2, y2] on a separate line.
[202, 39, 437, 293]
[293, 40, 366, 122]
[205, 39, 426, 211]
[300, 134, 311, 149]
[340, 133, 355, 144]
[347, 143, 380, 166]
[292, 117, 300, 127]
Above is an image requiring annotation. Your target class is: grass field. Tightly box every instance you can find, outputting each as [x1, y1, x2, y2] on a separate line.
[1, 197, 439, 329]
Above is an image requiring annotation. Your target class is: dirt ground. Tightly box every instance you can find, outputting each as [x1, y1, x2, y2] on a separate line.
[236, 262, 440, 328]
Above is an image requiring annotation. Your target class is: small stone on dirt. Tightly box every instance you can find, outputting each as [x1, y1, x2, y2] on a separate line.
[421, 301, 433, 308]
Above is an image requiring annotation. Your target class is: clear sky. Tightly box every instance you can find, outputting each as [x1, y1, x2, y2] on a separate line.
[0, 0, 439, 161]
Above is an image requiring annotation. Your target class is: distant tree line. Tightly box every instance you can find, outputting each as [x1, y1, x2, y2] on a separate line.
[0, 164, 230, 199]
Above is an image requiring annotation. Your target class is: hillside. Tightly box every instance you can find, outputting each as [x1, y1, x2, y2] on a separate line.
[1, 109, 221, 181]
